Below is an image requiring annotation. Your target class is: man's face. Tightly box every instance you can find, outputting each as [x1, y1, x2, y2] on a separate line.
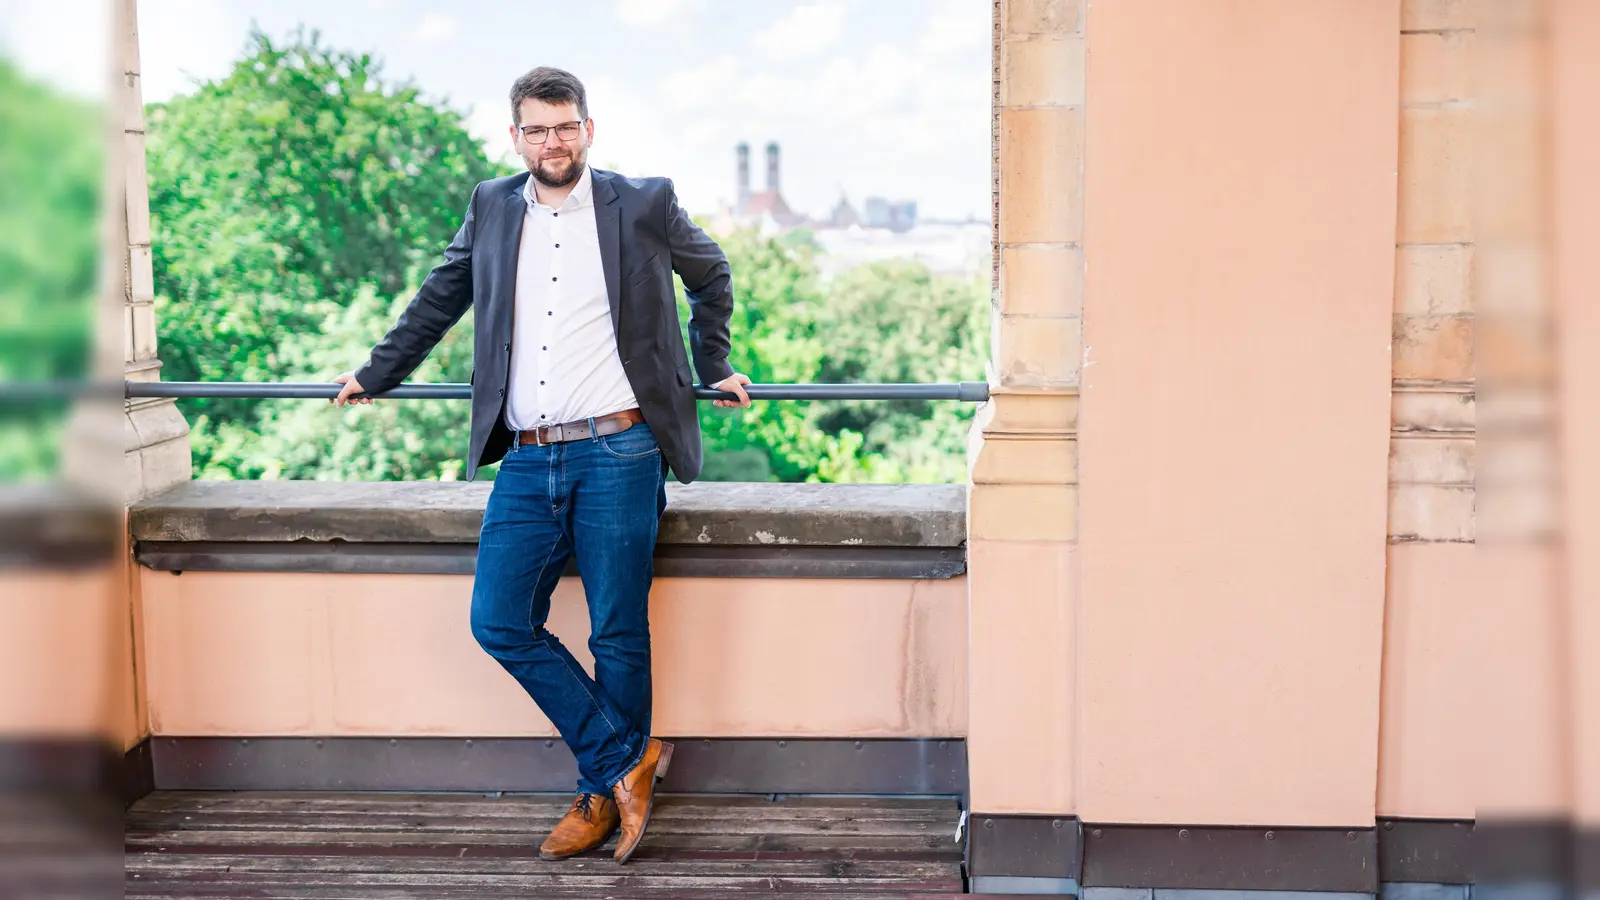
[510, 99, 592, 189]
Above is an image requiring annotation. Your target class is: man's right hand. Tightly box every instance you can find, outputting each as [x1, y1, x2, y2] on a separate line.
[331, 372, 373, 407]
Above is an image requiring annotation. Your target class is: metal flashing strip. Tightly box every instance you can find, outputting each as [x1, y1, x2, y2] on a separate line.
[134, 540, 966, 578]
[968, 813, 1084, 881]
[147, 736, 967, 796]
[1081, 824, 1379, 893]
[1378, 818, 1473, 884]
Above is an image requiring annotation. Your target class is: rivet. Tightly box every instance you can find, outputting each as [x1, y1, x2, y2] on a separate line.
[1052, 820, 1062, 829]
[1347, 832, 1357, 841]
[1384, 821, 1395, 831]
[984, 819, 994, 828]
[240, 739, 249, 745]
[1265, 831, 1275, 841]
[390, 739, 397, 746]
[1093, 829, 1103, 838]
[1179, 829, 1190, 838]
[778, 740, 787, 748]
[545, 740, 554, 748]
[854, 741, 863, 749]
[315, 739, 323, 748]
[939, 741, 948, 748]
[465, 740, 473, 748]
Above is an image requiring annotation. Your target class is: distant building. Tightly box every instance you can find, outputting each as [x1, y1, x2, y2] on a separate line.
[708, 142, 988, 278]
[863, 197, 918, 232]
[717, 141, 806, 233]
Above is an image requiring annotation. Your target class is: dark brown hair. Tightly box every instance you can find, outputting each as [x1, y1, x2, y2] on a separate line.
[509, 67, 589, 125]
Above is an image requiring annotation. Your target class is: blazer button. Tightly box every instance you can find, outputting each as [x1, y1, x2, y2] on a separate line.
[503, 342, 510, 351]
[497, 388, 505, 397]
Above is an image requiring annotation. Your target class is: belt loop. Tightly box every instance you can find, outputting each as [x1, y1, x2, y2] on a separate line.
[587, 416, 598, 441]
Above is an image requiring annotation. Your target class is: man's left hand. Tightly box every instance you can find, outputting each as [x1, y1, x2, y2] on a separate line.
[711, 373, 752, 408]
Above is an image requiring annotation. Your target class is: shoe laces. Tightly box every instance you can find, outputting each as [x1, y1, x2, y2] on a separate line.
[573, 792, 598, 821]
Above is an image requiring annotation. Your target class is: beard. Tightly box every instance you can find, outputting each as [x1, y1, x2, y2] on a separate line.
[528, 145, 585, 188]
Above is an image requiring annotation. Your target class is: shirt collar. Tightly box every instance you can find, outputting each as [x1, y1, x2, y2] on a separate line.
[524, 165, 594, 213]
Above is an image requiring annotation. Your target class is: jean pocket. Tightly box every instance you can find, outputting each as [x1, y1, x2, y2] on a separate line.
[598, 424, 661, 460]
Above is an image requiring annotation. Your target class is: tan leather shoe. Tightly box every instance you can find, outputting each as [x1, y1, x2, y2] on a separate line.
[611, 737, 673, 863]
[538, 793, 619, 860]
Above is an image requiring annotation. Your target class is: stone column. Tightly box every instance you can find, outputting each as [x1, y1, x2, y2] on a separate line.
[1378, 0, 1479, 823]
[965, 0, 1085, 823]
[118, 0, 191, 499]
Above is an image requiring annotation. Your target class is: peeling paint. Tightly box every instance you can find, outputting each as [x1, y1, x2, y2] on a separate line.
[841, 537, 865, 545]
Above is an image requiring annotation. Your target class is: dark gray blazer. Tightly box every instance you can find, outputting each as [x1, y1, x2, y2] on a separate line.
[353, 168, 736, 483]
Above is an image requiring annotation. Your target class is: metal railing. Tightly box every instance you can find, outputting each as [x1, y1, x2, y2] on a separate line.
[122, 381, 992, 402]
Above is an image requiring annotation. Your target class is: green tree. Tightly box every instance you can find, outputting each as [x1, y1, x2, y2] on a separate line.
[149, 30, 990, 484]
[691, 227, 989, 484]
[146, 27, 508, 478]
[0, 60, 99, 480]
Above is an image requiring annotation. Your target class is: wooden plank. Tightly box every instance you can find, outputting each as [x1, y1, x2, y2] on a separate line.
[127, 829, 959, 856]
[125, 792, 967, 896]
[125, 812, 948, 838]
[126, 852, 959, 879]
[136, 791, 957, 811]
[131, 793, 957, 821]
[128, 883, 972, 896]
[126, 871, 964, 892]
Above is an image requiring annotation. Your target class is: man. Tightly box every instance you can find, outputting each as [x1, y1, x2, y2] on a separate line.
[330, 66, 751, 863]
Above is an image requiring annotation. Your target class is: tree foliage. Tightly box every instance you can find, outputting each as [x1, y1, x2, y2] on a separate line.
[0, 61, 100, 480]
[146, 31, 990, 483]
[147, 27, 508, 476]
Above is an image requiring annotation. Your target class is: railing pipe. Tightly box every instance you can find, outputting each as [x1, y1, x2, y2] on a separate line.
[119, 381, 992, 402]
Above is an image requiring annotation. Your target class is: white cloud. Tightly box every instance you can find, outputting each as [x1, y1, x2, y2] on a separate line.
[660, 55, 740, 111]
[0, 0, 110, 99]
[753, 1, 848, 61]
[920, 0, 987, 56]
[465, 99, 517, 165]
[614, 0, 708, 29]
[132, 0, 248, 103]
[410, 12, 458, 43]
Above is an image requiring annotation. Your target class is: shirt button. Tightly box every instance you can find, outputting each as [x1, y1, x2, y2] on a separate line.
[540, 380, 545, 385]
[554, 243, 560, 248]
[542, 346, 547, 350]
[547, 311, 553, 316]
[540, 414, 546, 419]
[552, 277, 557, 282]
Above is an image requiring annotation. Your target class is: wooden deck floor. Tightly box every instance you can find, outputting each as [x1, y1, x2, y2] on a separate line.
[125, 791, 971, 898]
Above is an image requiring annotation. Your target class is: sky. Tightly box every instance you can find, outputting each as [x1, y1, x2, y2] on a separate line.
[0, 0, 991, 221]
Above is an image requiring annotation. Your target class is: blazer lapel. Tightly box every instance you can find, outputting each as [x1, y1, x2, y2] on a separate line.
[499, 175, 528, 330]
[592, 169, 623, 329]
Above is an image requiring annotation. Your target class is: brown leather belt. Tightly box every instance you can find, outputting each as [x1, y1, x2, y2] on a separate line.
[516, 408, 644, 447]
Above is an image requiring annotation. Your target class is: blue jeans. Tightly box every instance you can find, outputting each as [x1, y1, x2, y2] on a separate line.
[469, 420, 668, 796]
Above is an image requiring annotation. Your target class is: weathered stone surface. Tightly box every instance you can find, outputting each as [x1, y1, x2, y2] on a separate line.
[0, 484, 123, 567]
[130, 480, 968, 548]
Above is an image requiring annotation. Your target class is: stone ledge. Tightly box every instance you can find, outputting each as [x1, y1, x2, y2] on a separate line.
[130, 480, 968, 549]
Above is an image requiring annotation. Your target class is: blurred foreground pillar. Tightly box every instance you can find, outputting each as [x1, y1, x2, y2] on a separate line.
[117, 0, 190, 500]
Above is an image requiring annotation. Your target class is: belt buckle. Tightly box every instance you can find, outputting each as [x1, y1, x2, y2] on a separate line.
[532, 423, 553, 446]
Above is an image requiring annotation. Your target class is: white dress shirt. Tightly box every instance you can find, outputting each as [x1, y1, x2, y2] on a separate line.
[505, 166, 639, 431]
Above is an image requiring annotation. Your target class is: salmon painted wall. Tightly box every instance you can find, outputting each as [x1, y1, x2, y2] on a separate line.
[1076, 0, 1398, 826]
[1554, 0, 1600, 829]
[138, 571, 967, 739]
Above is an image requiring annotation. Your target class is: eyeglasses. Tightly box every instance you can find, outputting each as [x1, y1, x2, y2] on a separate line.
[518, 121, 584, 144]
